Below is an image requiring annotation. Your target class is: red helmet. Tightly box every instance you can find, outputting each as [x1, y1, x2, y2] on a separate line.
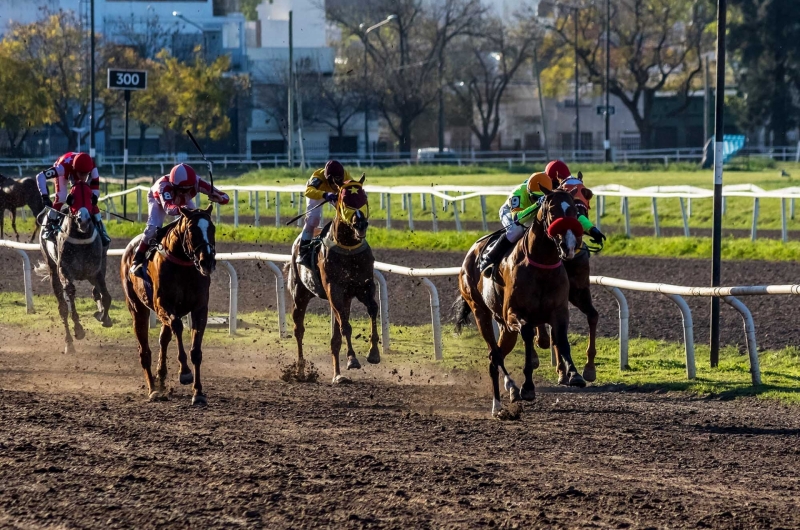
[169, 163, 198, 190]
[324, 160, 345, 185]
[73, 152, 94, 174]
[545, 160, 571, 183]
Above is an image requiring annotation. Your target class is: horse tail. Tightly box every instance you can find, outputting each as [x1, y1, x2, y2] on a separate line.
[452, 294, 473, 335]
[33, 261, 50, 281]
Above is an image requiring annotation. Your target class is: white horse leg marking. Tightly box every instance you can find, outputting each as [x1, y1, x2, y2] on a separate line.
[504, 374, 516, 392]
[492, 398, 503, 416]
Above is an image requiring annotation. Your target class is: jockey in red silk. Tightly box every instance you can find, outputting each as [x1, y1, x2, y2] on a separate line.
[36, 152, 110, 244]
[129, 163, 229, 278]
[545, 159, 606, 247]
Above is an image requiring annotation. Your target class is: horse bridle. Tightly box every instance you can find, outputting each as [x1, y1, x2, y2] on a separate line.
[180, 215, 215, 271]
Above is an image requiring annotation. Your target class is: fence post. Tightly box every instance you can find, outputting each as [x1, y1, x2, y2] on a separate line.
[254, 191, 260, 227]
[600, 195, 606, 216]
[401, 193, 407, 211]
[623, 197, 631, 237]
[792, 198, 796, 220]
[421, 193, 427, 211]
[137, 189, 142, 222]
[275, 192, 281, 227]
[781, 198, 788, 243]
[150, 309, 157, 329]
[603, 286, 629, 370]
[679, 197, 689, 237]
[430, 193, 438, 233]
[421, 278, 443, 361]
[261, 260, 288, 338]
[385, 193, 392, 230]
[233, 190, 239, 228]
[452, 199, 462, 233]
[380, 192, 385, 210]
[722, 196, 727, 216]
[297, 193, 303, 227]
[215, 202, 221, 224]
[723, 296, 761, 385]
[687, 197, 692, 217]
[460, 193, 466, 214]
[373, 271, 390, 355]
[248, 191, 252, 210]
[407, 193, 414, 231]
[751, 197, 759, 241]
[665, 294, 695, 380]
[15, 250, 34, 314]
[595, 198, 601, 231]
[219, 261, 238, 336]
[480, 195, 488, 231]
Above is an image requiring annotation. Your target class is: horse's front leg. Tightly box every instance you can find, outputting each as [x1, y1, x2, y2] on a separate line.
[10, 209, 19, 242]
[155, 323, 172, 396]
[169, 315, 193, 386]
[356, 281, 381, 364]
[571, 287, 599, 383]
[519, 323, 537, 401]
[50, 273, 73, 354]
[89, 273, 113, 327]
[291, 286, 314, 376]
[551, 309, 586, 388]
[62, 277, 84, 341]
[189, 306, 208, 406]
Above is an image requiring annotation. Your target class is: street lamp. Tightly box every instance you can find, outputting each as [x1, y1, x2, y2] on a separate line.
[71, 126, 89, 153]
[360, 15, 397, 159]
[173, 11, 206, 61]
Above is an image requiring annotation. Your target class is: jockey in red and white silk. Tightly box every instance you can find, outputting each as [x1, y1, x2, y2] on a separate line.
[36, 152, 109, 244]
[129, 163, 229, 278]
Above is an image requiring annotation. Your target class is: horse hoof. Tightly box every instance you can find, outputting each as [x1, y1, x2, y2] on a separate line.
[366, 351, 381, 365]
[582, 365, 597, 383]
[332, 375, 351, 385]
[191, 393, 207, 407]
[509, 386, 521, 403]
[73, 326, 85, 340]
[569, 373, 587, 388]
[93, 311, 103, 322]
[346, 356, 361, 370]
[179, 372, 194, 385]
[64, 343, 76, 355]
[521, 387, 536, 401]
[148, 391, 168, 402]
[102, 318, 113, 328]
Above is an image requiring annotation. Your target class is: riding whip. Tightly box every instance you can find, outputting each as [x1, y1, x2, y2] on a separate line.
[185, 129, 214, 189]
[284, 198, 332, 226]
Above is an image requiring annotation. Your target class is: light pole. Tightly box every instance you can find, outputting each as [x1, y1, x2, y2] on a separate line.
[173, 11, 206, 62]
[359, 15, 397, 159]
[90, 0, 95, 158]
[604, 0, 611, 162]
[71, 126, 89, 153]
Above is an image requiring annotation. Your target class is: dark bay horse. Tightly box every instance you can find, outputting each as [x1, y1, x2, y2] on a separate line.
[288, 175, 381, 384]
[0, 173, 45, 242]
[34, 181, 112, 354]
[456, 188, 586, 418]
[120, 205, 216, 405]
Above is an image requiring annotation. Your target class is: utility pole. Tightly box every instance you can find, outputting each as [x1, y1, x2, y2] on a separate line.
[89, 0, 95, 157]
[438, 46, 445, 153]
[533, 45, 549, 161]
[710, 0, 727, 367]
[287, 11, 294, 167]
[604, 0, 611, 162]
[573, 8, 580, 156]
[363, 42, 369, 159]
[704, 56, 710, 146]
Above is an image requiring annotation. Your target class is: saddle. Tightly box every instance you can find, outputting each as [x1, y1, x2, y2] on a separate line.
[298, 222, 331, 299]
[143, 219, 181, 262]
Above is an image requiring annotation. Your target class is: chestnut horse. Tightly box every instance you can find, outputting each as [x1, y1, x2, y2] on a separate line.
[287, 175, 381, 383]
[34, 180, 112, 354]
[0, 173, 45, 242]
[457, 188, 586, 418]
[120, 205, 216, 405]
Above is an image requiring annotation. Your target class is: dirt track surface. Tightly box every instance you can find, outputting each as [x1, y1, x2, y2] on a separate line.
[0, 326, 798, 529]
[3, 240, 800, 350]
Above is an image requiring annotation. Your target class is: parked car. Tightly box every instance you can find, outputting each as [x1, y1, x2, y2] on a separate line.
[416, 147, 459, 163]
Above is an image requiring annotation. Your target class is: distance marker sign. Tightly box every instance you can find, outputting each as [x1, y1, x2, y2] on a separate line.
[107, 69, 147, 90]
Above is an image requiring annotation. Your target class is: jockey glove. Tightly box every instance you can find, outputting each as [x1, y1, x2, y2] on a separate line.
[211, 191, 230, 205]
[588, 226, 606, 244]
[323, 192, 337, 202]
[41, 194, 53, 208]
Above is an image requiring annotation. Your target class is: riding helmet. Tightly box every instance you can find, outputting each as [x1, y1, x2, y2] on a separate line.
[545, 160, 571, 183]
[169, 163, 198, 189]
[324, 160, 345, 185]
[527, 172, 553, 195]
[73, 152, 94, 174]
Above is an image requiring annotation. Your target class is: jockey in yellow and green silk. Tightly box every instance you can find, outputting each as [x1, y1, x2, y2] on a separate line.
[298, 160, 350, 267]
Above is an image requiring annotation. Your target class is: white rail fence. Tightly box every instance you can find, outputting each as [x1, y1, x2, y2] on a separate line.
[4, 239, 798, 386]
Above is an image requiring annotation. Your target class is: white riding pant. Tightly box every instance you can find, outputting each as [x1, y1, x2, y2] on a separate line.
[143, 197, 195, 243]
[499, 204, 526, 243]
[301, 197, 324, 240]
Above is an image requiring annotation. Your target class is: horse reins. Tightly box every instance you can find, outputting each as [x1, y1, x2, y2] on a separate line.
[521, 200, 564, 270]
[158, 216, 214, 270]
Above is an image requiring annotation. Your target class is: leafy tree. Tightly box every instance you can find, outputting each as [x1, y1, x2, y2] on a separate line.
[729, 0, 800, 145]
[0, 44, 53, 156]
[543, 0, 715, 148]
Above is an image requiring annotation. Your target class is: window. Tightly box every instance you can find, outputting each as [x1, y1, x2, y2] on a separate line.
[251, 140, 286, 155]
[620, 133, 640, 151]
[524, 133, 541, 150]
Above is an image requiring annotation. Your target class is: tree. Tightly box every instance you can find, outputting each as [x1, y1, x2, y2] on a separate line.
[0, 44, 53, 156]
[450, 16, 539, 151]
[543, 0, 715, 148]
[312, 71, 362, 142]
[327, 0, 483, 156]
[729, 0, 800, 145]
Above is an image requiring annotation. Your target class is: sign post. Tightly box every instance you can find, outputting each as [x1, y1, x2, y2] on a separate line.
[107, 69, 147, 218]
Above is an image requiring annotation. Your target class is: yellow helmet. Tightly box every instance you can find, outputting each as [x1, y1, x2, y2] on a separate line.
[527, 172, 552, 195]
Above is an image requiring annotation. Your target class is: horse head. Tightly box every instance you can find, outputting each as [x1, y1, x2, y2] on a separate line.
[538, 186, 583, 260]
[180, 205, 216, 276]
[336, 174, 369, 240]
[558, 171, 593, 218]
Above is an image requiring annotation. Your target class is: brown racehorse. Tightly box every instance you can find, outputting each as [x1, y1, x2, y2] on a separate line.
[456, 188, 586, 418]
[287, 175, 381, 384]
[0, 173, 45, 242]
[120, 205, 216, 405]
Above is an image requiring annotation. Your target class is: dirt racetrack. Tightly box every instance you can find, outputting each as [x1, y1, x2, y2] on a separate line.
[3, 240, 800, 350]
[0, 326, 799, 529]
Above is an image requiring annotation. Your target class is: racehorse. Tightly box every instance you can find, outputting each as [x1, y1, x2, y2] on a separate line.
[536, 172, 599, 383]
[120, 205, 216, 405]
[34, 180, 112, 355]
[0, 173, 45, 242]
[456, 187, 586, 418]
[287, 175, 381, 384]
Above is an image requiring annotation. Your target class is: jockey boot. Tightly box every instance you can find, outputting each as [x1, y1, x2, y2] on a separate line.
[130, 248, 148, 279]
[42, 214, 60, 240]
[299, 239, 314, 269]
[93, 213, 111, 246]
[480, 236, 514, 279]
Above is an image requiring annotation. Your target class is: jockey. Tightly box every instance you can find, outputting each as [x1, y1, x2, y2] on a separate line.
[545, 159, 606, 245]
[299, 160, 350, 267]
[36, 152, 110, 244]
[129, 163, 229, 278]
[479, 172, 552, 277]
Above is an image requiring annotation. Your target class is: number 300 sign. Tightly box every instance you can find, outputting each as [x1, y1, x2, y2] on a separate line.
[107, 69, 147, 90]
